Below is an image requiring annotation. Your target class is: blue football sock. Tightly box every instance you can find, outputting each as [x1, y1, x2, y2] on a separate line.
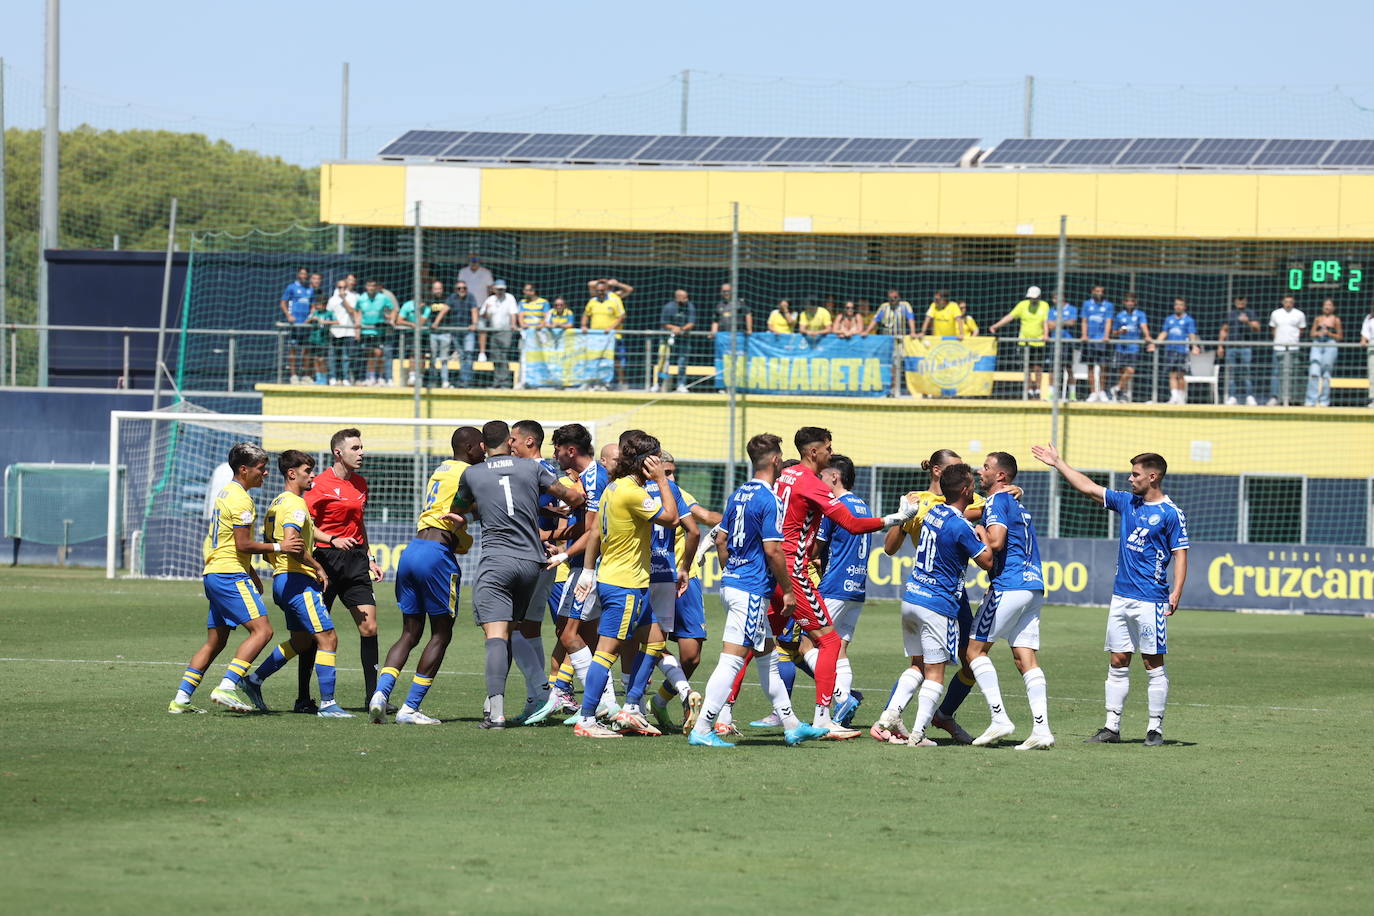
[315, 650, 337, 704]
[376, 666, 400, 701]
[404, 674, 433, 710]
[251, 641, 297, 683]
[626, 641, 666, 705]
[222, 657, 251, 687]
[177, 666, 204, 698]
[580, 651, 616, 717]
[939, 669, 977, 718]
[775, 649, 797, 695]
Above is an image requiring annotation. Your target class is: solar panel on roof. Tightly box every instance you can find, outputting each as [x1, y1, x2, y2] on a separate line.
[505, 133, 594, 160]
[980, 138, 1068, 165]
[379, 130, 466, 157]
[1322, 139, 1374, 167]
[1049, 138, 1133, 166]
[765, 137, 850, 163]
[571, 134, 657, 160]
[895, 138, 978, 165]
[636, 135, 723, 161]
[699, 136, 784, 162]
[1183, 138, 1266, 166]
[1252, 138, 1336, 167]
[438, 131, 530, 158]
[828, 138, 913, 164]
[1115, 138, 1201, 166]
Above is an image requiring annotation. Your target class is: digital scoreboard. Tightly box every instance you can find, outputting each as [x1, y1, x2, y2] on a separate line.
[1285, 258, 1363, 293]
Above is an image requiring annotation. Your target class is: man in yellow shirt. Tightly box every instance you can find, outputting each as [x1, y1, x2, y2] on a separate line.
[798, 299, 833, 338]
[239, 450, 352, 717]
[767, 299, 797, 334]
[989, 286, 1051, 398]
[169, 442, 302, 714]
[583, 278, 633, 388]
[922, 290, 965, 338]
[569, 430, 680, 738]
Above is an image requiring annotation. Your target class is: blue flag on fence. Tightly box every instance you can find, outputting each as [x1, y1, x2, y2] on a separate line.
[713, 332, 892, 397]
[522, 329, 616, 388]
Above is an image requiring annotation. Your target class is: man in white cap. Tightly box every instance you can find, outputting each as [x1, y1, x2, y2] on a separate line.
[989, 286, 1050, 399]
[480, 280, 521, 388]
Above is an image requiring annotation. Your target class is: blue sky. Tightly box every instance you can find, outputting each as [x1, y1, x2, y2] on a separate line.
[3, 0, 1374, 164]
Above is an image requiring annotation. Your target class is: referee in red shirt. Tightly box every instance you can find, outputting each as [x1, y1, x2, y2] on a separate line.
[297, 427, 384, 711]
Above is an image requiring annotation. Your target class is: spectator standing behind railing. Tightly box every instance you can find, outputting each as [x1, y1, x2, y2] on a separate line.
[989, 287, 1050, 399]
[654, 289, 696, 393]
[1152, 297, 1200, 405]
[1362, 305, 1374, 408]
[583, 278, 632, 389]
[280, 267, 314, 383]
[356, 279, 393, 387]
[767, 299, 797, 333]
[394, 294, 430, 386]
[422, 280, 459, 389]
[306, 294, 333, 385]
[1045, 296, 1079, 400]
[1218, 296, 1261, 406]
[1267, 295, 1307, 406]
[1108, 295, 1149, 403]
[458, 254, 494, 358]
[1080, 286, 1115, 402]
[921, 290, 964, 338]
[833, 301, 864, 339]
[547, 296, 575, 350]
[326, 280, 360, 386]
[1306, 298, 1343, 407]
[868, 290, 915, 337]
[482, 280, 520, 389]
[518, 283, 551, 340]
[710, 282, 752, 335]
[798, 299, 833, 339]
[445, 280, 478, 387]
[958, 301, 979, 337]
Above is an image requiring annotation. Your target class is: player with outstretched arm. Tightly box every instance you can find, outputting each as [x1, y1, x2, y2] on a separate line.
[1031, 444, 1188, 746]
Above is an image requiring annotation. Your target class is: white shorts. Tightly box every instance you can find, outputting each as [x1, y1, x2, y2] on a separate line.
[972, 588, 1044, 649]
[647, 581, 678, 634]
[900, 601, 959, 664]
[556, 568, 602, 621]
[824, 597, 864, 642]
[1105, 595, 1169, 655]
[720, 586, 770, 652]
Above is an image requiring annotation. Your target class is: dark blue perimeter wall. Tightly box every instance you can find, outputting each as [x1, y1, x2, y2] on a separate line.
[0, 389, 259, 566]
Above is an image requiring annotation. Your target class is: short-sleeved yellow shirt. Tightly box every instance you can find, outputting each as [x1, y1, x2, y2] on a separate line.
[417, 459, 474, 554]
[597, 477, 663, 589]
[1010, 299, 1049, 346]
[926, 301, 963, 337]
[584, 294, 625, 330]
[797, 308, 832, 333]
[203, 481, 256, 575]
[767, 310, 794, 334]
[264, 491, 315, 576]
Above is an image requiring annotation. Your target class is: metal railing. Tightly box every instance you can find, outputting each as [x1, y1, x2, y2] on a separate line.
[3, 321, 1372, 405]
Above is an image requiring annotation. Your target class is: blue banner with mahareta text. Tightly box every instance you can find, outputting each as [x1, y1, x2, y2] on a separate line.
[712, 332, 892, 397]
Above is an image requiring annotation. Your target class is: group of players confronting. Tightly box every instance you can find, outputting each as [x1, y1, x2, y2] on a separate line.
[172, 419, 1189, 749]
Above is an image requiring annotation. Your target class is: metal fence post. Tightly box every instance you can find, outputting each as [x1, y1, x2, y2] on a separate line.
[227, 334, 236, 392]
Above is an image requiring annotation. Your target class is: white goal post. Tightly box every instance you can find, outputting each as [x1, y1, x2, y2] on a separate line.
[106, 410, 593, 579]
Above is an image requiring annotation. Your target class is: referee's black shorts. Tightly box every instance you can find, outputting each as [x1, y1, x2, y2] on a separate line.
[314, 546, 376, 609]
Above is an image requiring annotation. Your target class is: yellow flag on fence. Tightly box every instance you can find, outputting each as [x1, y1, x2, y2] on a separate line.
[903, 336, 999, 397]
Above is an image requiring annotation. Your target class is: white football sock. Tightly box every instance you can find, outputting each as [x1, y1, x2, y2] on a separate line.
[834, 656, 853, 705]
[569, 646, 593, 685]
[718, 701, 734, 727]
[970, 655, 1009, 723]
[217, 677, 237, 691]
[694, 653, 745, 736]
[911, 679, 945, 737]
[510, 632, 547, 703]
[758, 651, 801, 731]
[803, 647, 819, 673]
[657, 652, 691, 698]
[1105, 665, 1130, 731]
[886, 667, 924, 715]
[487, 693, 505, 722]
[1023, 666, 1049, 732]
[174, 689, 192, 704]
[1146, 665, 1169, 733]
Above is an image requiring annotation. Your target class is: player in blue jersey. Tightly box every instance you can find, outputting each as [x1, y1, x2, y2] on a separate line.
[965, 452, 1054, 749]
[871, 463, 995, 747]
[811, 455, 871, 726]
[1033, 444, 1189, 747]
[1110, 295, 1151, 403]
[1152, 297, 1200, 405]
[1081, 285, 1115, 402]
[544, 423, 619, 720]
[689, 434, 830, 747]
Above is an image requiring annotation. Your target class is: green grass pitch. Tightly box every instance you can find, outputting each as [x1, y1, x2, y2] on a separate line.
[2, 567, 1371, 914]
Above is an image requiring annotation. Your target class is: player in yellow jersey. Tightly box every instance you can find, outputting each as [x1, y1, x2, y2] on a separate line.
[872, 447, 1019, 743]
[569, 430, 680, 738]
[239, 451, 352, 717]
[169, 443, 301, 714]
[647, 458, 720, 732]
[369, 427, 485, 724]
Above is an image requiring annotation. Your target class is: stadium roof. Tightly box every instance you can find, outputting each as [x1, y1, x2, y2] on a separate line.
[377, 130, 1374, 170]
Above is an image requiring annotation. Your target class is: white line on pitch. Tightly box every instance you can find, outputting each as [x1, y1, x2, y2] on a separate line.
[0, 656, 1346, 714]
